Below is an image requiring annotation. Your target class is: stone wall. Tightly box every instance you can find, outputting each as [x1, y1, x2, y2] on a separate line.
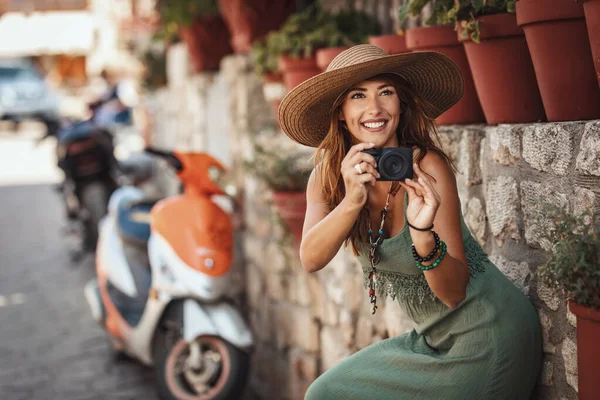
[149, 48, 600, 399]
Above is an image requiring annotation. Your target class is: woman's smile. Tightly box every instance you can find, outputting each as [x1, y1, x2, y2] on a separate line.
[340, 79, 401, 147]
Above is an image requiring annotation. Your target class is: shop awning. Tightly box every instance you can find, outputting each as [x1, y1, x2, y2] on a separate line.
[0, 11, 96, 57]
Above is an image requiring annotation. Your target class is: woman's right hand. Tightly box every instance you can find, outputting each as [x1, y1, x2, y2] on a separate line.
[341, 142, 380, 207]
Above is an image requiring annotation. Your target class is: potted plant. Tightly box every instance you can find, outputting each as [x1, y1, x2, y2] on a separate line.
[217, 0, 296, 54]
[315, 9, 382, 71]
[267, 4, 336, 91]
[516, 0, 600, 121]
[155, 0, 232, 72]
[538, 207, 600, 399]
[399, 0, 484, 125]
[244, 143, 312, 243]
[450, 0, 546, 125]
[581, 0, 600, 88]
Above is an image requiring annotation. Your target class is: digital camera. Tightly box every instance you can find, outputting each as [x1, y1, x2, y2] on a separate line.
[362, 147, 413, 181]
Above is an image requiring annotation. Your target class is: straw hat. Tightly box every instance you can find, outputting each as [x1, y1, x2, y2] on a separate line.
[278, 44, 464, 148]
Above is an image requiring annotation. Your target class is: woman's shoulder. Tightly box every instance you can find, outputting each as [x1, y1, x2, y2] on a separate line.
[412, 146, 455, 183]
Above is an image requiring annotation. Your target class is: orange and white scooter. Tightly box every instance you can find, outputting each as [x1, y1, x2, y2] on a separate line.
[84, 148, 253, 400]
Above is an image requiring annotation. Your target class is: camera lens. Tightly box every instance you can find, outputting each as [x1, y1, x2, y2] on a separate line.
[380, 151, 410, 180]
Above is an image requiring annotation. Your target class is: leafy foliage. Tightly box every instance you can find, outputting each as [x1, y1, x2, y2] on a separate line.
[398, 0, 515, 43]
[250, 4, 381, 77]
[537, 207, 600, 310]
[244, 143, 312, 192]
[154, 0, 220, 41]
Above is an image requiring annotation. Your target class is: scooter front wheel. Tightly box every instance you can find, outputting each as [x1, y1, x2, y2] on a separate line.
[153, 332, 250, 400]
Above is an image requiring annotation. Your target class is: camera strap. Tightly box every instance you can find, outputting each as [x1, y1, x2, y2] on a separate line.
[366, 181, 400, 315]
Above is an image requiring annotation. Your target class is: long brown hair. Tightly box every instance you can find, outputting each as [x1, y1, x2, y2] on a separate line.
[313, 73, 456, 255]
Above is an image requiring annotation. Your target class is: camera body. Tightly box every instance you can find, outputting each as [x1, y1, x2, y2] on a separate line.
[362, 147, 413, 181]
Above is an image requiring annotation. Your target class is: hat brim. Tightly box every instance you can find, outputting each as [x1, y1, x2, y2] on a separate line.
[278, 51, 464, 148]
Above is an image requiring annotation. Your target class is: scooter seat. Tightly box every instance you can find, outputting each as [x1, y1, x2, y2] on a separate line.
[117, 197, 159, 244]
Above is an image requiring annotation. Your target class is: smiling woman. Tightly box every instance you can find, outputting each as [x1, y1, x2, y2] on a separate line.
[277, 44, 543, 400]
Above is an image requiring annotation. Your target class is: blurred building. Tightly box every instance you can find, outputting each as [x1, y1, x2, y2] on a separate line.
[0, 0, 147, 89]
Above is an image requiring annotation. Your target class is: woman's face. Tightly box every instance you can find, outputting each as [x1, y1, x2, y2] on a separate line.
[339, 78, 401, 147]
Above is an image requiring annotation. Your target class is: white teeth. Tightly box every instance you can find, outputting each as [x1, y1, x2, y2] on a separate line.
[363, 121, 385, 129]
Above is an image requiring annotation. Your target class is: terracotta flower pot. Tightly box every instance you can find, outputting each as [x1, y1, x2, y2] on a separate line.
[178, 15, 232, 72]
[368, 34, 408, 55]
[406, 25, 484, 125]
[218, 0, 296, 54]
[516, 0, 600, 121]
[316, 47, 349, 71]
[583, 0, 600, 87]
[278, 55, 321, 92]
[272, 191, 307, 243]
[568, 302, 600, 400]
[458, 13, 546, 124]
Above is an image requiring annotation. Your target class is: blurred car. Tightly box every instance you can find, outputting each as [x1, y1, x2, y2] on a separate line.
[0, 58, 60, 132]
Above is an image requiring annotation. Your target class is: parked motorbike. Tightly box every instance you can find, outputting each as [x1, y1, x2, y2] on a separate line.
[54, 106, 147, 256]
[84, 148, 253, 400]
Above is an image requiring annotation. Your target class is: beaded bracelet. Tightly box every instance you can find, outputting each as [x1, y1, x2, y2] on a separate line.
[411, 231, 441, 262]
[416, 241, 447, 271]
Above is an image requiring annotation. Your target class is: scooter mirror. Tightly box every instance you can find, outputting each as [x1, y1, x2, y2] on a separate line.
[144, 147, 183, 172]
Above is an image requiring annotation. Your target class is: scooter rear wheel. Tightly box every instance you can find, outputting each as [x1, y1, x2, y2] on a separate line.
[152, 311, 250, 400]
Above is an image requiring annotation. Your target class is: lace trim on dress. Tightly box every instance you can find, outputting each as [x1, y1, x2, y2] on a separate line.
[362, 235, 489, 302]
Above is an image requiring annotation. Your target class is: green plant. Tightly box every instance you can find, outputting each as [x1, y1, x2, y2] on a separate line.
[250, 6, 381, 77]
[398, 0, 455, 27]
[537, 206, 600, 310]
[154, 0, 219, 41]
[398, 0, 515, 43]
[244, 144, 312, 192]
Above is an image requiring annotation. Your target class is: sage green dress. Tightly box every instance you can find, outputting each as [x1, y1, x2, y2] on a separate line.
[305, 192, 543, 400]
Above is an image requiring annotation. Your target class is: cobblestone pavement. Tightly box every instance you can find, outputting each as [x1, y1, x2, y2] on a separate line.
[0, 126, 160, 400]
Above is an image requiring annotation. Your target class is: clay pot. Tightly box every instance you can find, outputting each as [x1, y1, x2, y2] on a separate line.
[406, 25, 484, 125]
[517, 0, 600, 121]
[178, 15, 232, 72]
[368, 34, 408, 54]
[568, 302, 600, 400]
[272, 191, 307, 243]
[316, 47, 349, 71]
[458, 13, 546, 124]
[278, 55, 321, 92]
[218, 0, 296, 54]
[583, 0, 600, 87]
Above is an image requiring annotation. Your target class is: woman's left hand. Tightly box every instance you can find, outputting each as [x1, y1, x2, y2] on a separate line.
[399, 163, 441, 230]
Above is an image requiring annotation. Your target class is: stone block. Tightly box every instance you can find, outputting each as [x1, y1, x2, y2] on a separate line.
[573, 186, 596, 217]
[266, 272, 291, 302]
[485, 176, 521, 243]
[576, 120, 600, 176]
[536, 280, 561, 311]
[541, 360, 554, 386]
[246, 263, 265, 309]
[265, 241, 289, 273]
[488, 125, 521, 165]
[290, 271, 312, 307]
[243, 235, 266, 267]
[490, 255, 531, 294]
[342, 271, 364, 313]
[289, 348, 319, 381]
[520, 181, 569, 250]
[339, 309, 355, 346]
[566, 308, 577, 327]
[355, 314, 375, 349]
[459, 129, 484, 186]
[320, 326, 352, 371]
[561, 337, 578, 392]
[522, 124, 573, 175]
[273, 304, 320, 352]
[437, 127, 463, 166]
[465, 197, 487, 245]
[539, 309, 556, 354]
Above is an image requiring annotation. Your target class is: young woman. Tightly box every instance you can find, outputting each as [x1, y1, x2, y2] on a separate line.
[278, 45, 542, 400]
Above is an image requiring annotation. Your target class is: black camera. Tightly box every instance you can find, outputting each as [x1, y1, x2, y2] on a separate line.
[362, 147, 413, 181]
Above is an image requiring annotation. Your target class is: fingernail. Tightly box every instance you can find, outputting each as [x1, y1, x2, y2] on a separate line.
[369, 142, 375, 146]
